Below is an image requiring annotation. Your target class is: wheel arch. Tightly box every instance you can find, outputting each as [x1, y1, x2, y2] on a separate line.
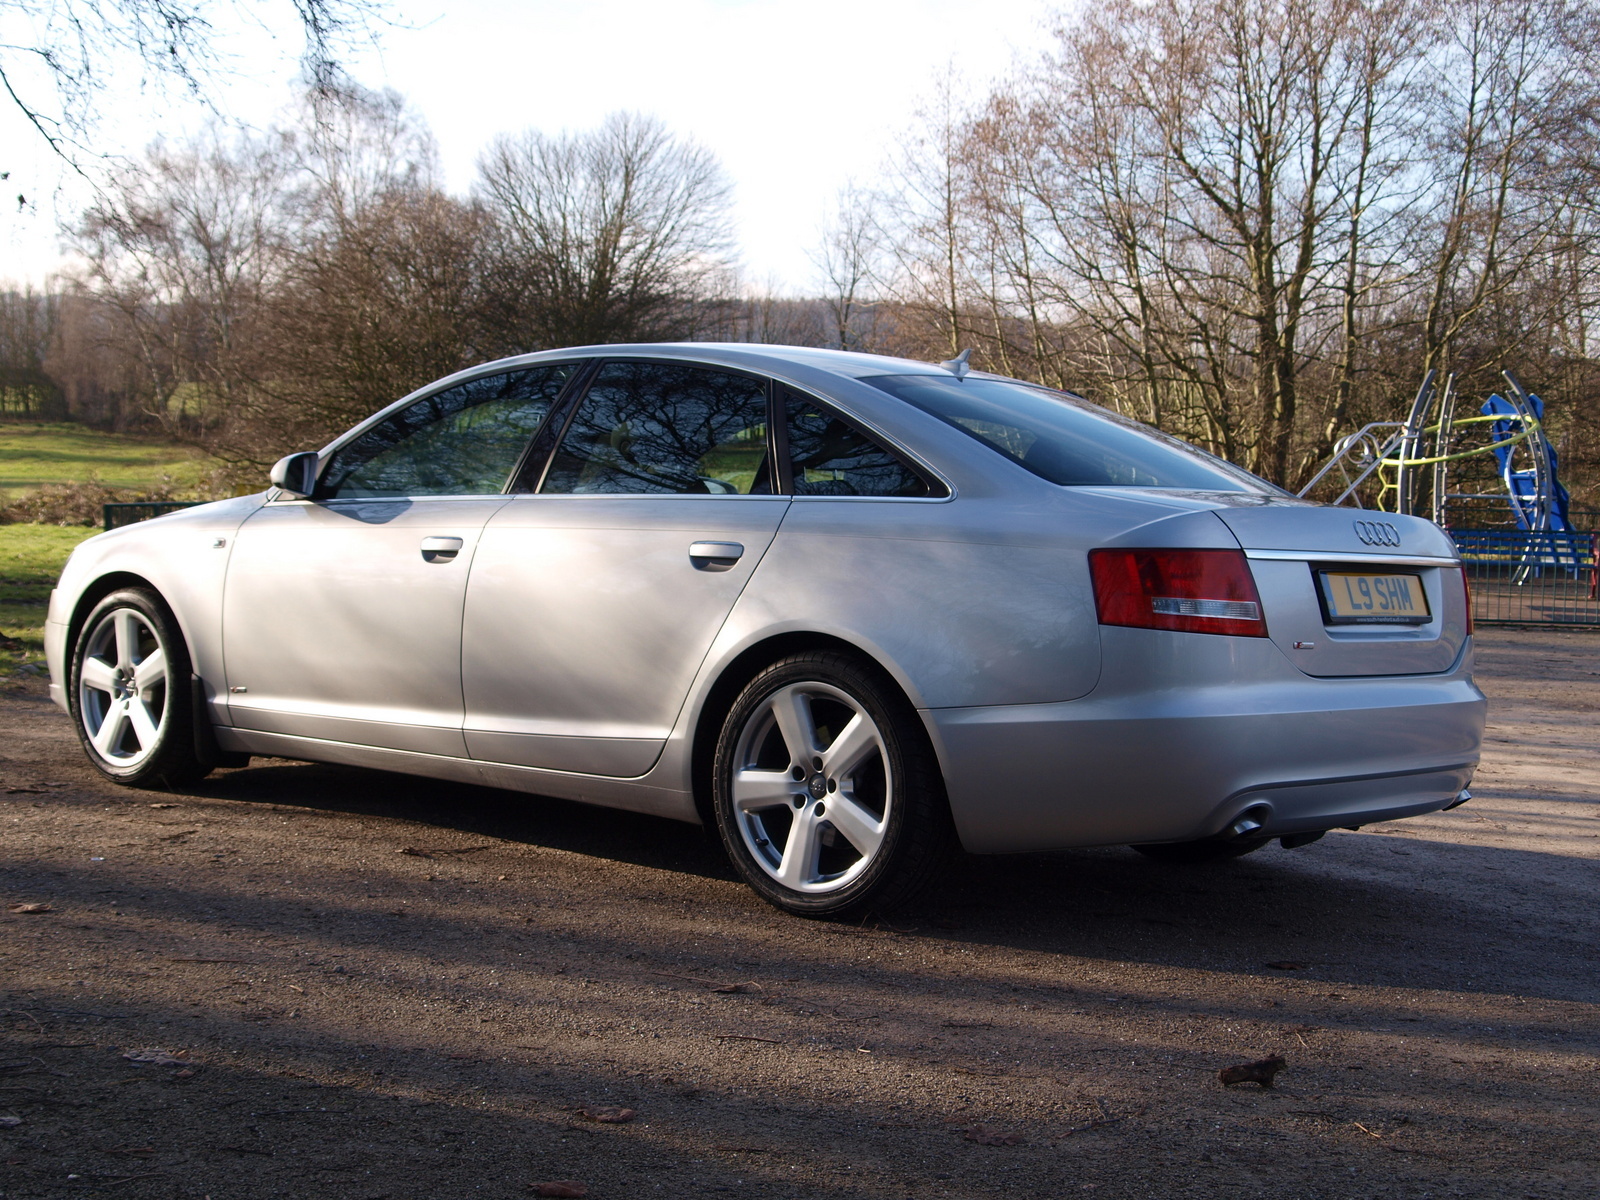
[63, 571, 213, 707]
[65, 572, 168, 670]
[687, 631, 938, 828]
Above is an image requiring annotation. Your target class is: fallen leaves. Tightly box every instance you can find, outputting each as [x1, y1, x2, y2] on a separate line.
[1219, 1054, 1287, 1088]
[579, 1106, 636, 1124]
[651, 970, 764, 994]
[122, 1049, 190, 1069]
[8, 903, 51, 914]
[529, 1182, 587, 1197]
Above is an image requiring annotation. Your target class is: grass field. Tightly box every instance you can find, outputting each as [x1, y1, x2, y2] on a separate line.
[0, 524, 99, 674]
[0, 420, 213, 499]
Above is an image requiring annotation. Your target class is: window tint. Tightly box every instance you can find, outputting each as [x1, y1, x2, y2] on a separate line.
[864, 374, 1275, 492]
[541, 361, 773, 495]
[322, 366, 575, 499]
[783, 387, 931, 497]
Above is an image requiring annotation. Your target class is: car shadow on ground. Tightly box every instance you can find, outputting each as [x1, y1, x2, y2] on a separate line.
[183, 758, 1600, 1013]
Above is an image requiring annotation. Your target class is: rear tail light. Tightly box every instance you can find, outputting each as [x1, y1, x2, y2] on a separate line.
[1460, 565, 1473, 636]
[1089, 548, 1268, 637]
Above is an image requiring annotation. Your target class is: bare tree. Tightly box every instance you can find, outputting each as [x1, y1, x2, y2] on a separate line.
[0, 285, 64, 416]
[811, 183, 884, 352]
[1, 0, 382, 171]
[1415, 0, 1600, 379]
[73, 124, 294, 441]
[474, 112, 736, 351]
[878, 70, 983, 362]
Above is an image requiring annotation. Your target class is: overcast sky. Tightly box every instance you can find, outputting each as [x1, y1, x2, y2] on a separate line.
[2, 0, 1060, 293]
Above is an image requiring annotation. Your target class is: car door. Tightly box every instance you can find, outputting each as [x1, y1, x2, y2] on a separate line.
[223, 365, 578, 755]
[462, 359, 788, 776]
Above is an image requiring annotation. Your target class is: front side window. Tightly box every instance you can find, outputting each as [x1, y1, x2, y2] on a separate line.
[541, 361, 773, 495]
[864, 374, 1277, 493]
[321, 365, 576, 499]
[783, 387, 933, 498]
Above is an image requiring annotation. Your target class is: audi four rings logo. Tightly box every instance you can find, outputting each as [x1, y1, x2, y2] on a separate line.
[1353, 519, 1402, 547]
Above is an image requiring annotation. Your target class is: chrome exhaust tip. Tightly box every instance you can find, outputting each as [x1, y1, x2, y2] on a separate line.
[1226, 805, 1273, 840]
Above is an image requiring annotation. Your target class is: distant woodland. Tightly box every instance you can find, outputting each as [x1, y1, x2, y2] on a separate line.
[2, 0, 1598, 505]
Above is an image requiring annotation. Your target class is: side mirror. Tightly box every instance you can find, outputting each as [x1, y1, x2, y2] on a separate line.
[269, 452, 320, 499]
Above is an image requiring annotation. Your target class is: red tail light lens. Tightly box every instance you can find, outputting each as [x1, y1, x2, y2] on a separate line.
[1089, 548, 1268, 637]
[1459, 565, 1473, 636]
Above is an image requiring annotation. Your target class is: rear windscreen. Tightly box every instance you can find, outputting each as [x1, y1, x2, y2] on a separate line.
[864, 374, 1276, 492]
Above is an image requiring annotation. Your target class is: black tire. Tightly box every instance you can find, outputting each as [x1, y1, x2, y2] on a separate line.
[1132, 836, 1271, 865]
[69, 588, 211, 789]
[712, 651, 953, 917]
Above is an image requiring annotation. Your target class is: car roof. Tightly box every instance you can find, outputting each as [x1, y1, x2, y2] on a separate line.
[502, 343, 955, 380]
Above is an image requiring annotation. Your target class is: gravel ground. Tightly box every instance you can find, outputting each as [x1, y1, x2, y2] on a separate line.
[1, 628, 1596, 1200]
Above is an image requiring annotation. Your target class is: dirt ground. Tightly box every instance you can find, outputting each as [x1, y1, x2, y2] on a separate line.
[1, 628, 1596, 1200]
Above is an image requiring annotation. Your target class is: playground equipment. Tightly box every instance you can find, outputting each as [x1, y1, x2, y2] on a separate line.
[1301, 371, 1596, 614]
[1297, 369, 1566, 529]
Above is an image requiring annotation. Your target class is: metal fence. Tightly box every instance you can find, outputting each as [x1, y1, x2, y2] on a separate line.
[1449, 527, 1599, 627]
[102, 501, 201, 531]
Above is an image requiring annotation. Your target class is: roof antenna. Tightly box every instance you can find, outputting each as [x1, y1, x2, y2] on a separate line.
[938, 348, 971, 380]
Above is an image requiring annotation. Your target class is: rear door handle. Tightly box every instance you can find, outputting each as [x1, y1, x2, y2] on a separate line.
[689, 541, 744, 570]
[421, 536, 465, 562]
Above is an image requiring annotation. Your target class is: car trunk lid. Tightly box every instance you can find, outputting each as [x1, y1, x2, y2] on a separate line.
[1213, 503, 1467, 677]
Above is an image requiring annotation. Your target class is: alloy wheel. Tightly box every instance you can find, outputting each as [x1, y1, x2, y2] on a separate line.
[77, 606, 171, 770]
[729, 680, 893, 895]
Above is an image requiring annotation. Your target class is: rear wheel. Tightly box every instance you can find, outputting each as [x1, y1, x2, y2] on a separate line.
[1132, 837, 1271, 865]
[712, 652, 952, 917]
[70, 588, 210, 788]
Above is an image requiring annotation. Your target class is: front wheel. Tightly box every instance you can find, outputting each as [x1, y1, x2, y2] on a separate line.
[70, 588, 210, 788]
[712, 652, 953, 917]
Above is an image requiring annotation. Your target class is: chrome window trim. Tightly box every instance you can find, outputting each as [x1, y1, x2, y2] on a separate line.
[786, 493, 956, 504]
[1245, 548, 1460, 567]
[498, 492, 791, 502]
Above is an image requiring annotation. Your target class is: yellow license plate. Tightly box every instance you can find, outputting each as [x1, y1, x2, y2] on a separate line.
[1318, 571, 1431, 624]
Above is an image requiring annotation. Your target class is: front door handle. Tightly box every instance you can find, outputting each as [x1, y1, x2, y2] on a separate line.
[421, 536, 465, 562]
[689, 541, 744, 570]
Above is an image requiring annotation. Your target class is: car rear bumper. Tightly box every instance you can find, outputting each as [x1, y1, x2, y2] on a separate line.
[925, 628, 1486, 854]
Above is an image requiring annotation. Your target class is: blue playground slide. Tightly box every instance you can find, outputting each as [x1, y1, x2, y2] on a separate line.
[1481, 392, 1573, 532]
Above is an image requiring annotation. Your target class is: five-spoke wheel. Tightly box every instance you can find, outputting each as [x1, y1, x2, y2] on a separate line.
[71, 588, 207, 787]
[713, 651, 951, 916]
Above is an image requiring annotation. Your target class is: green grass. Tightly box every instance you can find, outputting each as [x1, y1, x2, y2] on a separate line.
[0, 421, 213, 499]
[0, 524, 100, 674]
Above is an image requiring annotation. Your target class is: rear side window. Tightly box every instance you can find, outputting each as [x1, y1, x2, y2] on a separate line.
[542, 361, 774, 495]
[783, 387, 932, 498]
[864, 374, 1274, 492]
[322, 366, 575, 499]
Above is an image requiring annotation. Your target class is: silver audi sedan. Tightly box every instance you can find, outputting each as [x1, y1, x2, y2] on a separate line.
[45, 345, 1485, 915]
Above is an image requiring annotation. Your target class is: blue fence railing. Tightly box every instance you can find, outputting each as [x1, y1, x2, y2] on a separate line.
[1448, 527, 1599, 626]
